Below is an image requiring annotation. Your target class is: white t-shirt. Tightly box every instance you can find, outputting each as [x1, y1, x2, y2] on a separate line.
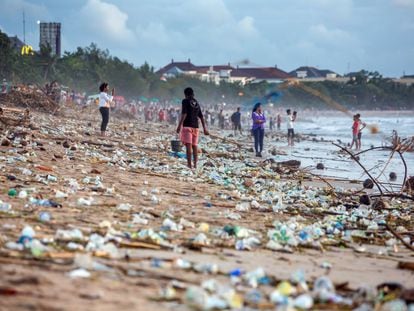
[99, 92, 113, 108]
[287, 115, 294, 129]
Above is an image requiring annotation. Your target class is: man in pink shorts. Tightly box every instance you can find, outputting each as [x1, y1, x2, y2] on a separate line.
[176, 87, 209, 169]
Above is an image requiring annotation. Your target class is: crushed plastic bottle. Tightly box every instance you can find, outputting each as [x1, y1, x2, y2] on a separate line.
[47, 175, 57, 182]
[235, 202, 250, 212]
[174, 258, 192, 269]
[151, 195, 160, 204]
[18, 225, 35, 245]
[55, 190, 68, 198]
[245, 289, 263, 305]
[193, 262, 219, 274]
[313, 276, 335, 302]
[77, 197, 93, 206]
[18, 190, 28, 199]
[179, 217, 195, 229]
[294, 294, 314, 309]
[235, 237, 261, 250]
[133, 214, 149, 225]
[29, 198, 61, 208]
[68, 268, 91, 278]
[117, 203, 132, 211]
[0, 202, 12, 212]
[55, 228, 84, 241]
[38, 211, 51, 222]
[162, 218, 180, 231]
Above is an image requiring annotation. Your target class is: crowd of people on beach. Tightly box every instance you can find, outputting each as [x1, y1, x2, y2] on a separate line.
[95, 83, 302, 161]
[3, 78, 369, 165]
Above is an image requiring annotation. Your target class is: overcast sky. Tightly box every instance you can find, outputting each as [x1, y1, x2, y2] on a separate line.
[1, 0, 413, 77]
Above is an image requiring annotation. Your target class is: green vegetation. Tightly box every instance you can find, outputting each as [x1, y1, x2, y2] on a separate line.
[1, 29, 413, 109]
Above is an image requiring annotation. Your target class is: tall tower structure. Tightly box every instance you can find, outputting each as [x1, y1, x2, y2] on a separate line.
[39, 22, 61, 57]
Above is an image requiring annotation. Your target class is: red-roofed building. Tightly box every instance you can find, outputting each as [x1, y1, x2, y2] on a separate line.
[156, 59, 199, 78]
[156, 60, 291, 85]
[229, 67, 291, 85]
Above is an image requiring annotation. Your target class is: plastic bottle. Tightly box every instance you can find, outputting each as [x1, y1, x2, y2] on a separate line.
[47, 175, 57, 182]
[117, 203, 131, 211]
[18, 225, 35, 245]
[29, 198, 61, 208]
[294, 294, 314, 309]
[162, 218, 179, 231]
[229, 268, 243, 277]
[39, 211, 51, 222]
[18, 190, 28, 199]
[0, 202, 12, 212]
[245, 290, 262, 305]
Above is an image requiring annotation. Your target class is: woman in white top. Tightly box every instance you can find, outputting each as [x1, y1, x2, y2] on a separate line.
[286, 109, 295, 146]
[98, 82, 115, 136]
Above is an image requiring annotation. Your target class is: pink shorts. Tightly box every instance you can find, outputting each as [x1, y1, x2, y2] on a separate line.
[180, 127, 199, 146]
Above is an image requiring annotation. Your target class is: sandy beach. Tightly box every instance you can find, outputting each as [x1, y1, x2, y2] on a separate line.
[0, 103, 413, 311]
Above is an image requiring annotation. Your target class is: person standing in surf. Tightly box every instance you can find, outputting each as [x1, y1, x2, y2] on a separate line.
[356, 113, 366, 150]
[286, 109, 295, 146]
[349, 114, 359, 150]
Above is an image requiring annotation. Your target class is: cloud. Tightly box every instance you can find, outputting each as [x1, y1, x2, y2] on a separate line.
[393, 0, 414, 8]
[80, 0, 135, 44]
[178, 0, 233, 26]
[1, 0, 413, 76]
[309, 24, 354, 46]
[0, 0, 49, 18]
[129, 0, 263, 65]
[237, 16, 258, 37]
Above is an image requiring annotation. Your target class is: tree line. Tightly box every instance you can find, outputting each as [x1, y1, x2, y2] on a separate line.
[1, 29, 413, 109]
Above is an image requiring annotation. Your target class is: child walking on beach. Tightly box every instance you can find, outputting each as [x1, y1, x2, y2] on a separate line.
[176, 87, 209, 169]
[350, 114, 359, 150]
[356, 113, 366, 150]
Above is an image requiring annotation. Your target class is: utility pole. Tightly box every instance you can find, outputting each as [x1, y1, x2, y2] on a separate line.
[23, 10, 26, 44]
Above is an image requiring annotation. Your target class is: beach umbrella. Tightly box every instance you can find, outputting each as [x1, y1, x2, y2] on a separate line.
[139, 96, 148, 102]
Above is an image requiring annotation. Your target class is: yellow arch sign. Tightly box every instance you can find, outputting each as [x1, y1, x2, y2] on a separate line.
[21, 45, 34, 56]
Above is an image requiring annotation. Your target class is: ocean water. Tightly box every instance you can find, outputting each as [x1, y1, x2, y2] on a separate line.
[268, 111, 414, 187]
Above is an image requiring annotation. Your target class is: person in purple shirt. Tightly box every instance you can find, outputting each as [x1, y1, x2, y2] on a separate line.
[252, 102, 266, 157]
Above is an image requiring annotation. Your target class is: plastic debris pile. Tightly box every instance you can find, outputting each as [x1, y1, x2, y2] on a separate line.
[0, 84, 58, 112]
[0, 105, 413, 310]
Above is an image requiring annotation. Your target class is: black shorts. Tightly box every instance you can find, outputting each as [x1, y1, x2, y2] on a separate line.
[288, 128, 294, 138]
[358, 132, 362, 139]
[234, 123, 241, 130]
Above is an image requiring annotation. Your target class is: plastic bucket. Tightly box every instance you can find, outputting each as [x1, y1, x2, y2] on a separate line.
[170, 139, 182, 152]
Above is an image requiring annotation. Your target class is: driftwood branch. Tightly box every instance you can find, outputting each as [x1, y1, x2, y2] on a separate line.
[332, 143, 384, 195]
[354, 146, 408, 195]
[385, 223, 414, 252]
